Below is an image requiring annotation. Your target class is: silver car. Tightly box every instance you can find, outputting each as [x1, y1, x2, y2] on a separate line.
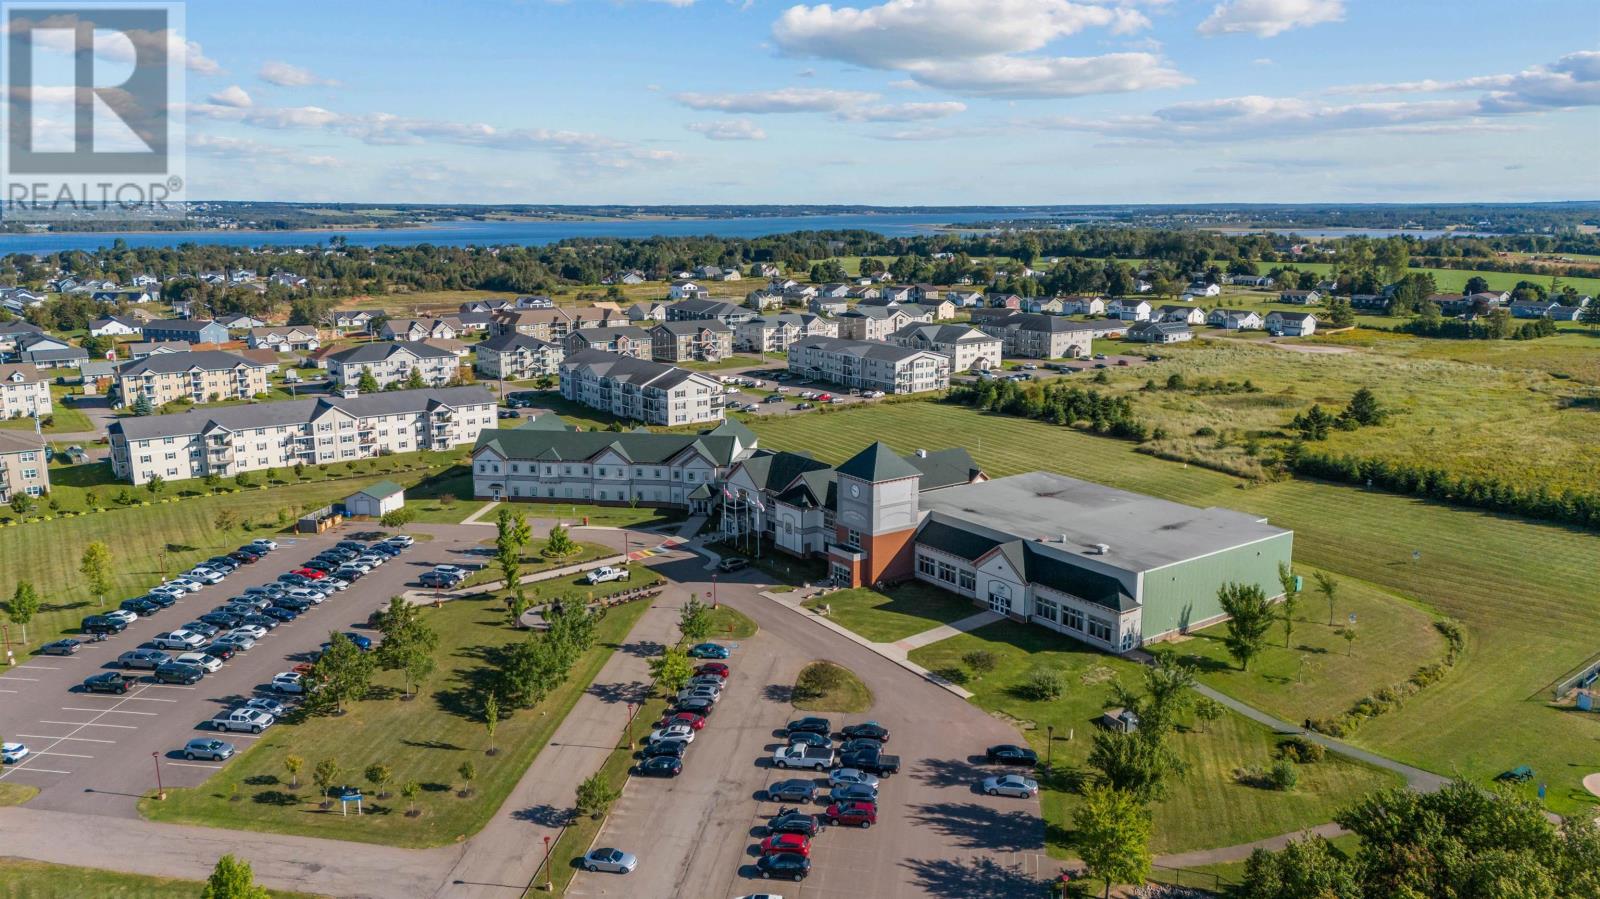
[581, 848, 637, 874]
[981, 774, 1039, 798]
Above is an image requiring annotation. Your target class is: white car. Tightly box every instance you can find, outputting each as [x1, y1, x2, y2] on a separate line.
[106, 609, 139, 626]
[229, 624, 268, 641]
[152, 630, 205, 650]
[585, 566, 630, 585]
[828, 768, 880, 790]
[286, 588, 325, 605]
[341, 560, 374, 575]
[981, 774, 1039, 798]
[357, 553, 387, 567]
[648, 724, 696, 745]
[384, 535, 414, 549]
[319, 576, 350, 592]
[148, 584, 186, 599]
[214, 632, 256, 651]
[187, 567, 225, 585]
[165, 577, 203, 594]
[433, 564, 467, 578]
[250, 539, 278, 552]
[245, 697, 289, 717]
[176, 651, 223, 672]
[271, 672, 305, 694]
[1, 741, 29, 764]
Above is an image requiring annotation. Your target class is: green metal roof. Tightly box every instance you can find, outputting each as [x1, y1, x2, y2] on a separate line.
[353, 480, 404, 501]
[835, 441, 922, 483]
[473, 427, 742, 467]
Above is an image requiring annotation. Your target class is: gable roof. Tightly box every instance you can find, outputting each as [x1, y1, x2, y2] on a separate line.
[352, 480, 404, 501]
[836, 441, 923, 483]
[120, 350, 274, 376]
[472, 425, 743, 467]
[477, 333, 559, 353]
[108, 386, 495, 441]
[329, 340, 455, 364]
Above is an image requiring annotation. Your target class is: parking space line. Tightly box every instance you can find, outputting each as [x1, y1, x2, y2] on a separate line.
[2, 766, 71, 775]
[39, 720, 138, 729]
[34, 751, 93, 759]
[0, 676, 40, 682]
[15, 734, 115, 744]
[16, 664, 60, 671]
[97, 696, 178, 703]
[61, 707, 158, 716]
[143, 684, 198, 691]
[168, 762, 225, 770]
[0, 688, 18, 694]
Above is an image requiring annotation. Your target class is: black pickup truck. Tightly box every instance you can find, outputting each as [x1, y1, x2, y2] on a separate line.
[838, 746, 900, 777]
[82, 672, 139, 694]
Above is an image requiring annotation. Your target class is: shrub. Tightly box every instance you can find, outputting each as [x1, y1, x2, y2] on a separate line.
[1269, 758, 1299, 790]
[961, 649, 999, 675]
[794, 662, 846, 701]
[1021, 666, 1066, 701]
[1274, 737, 1325, 764]
[380, 507, 417, 528]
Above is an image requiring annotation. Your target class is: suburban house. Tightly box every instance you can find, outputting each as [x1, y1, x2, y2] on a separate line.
[786, 336, 950, 395]
[626, 302, 669, 323]
[1350, 294, 1388, 312]
[16, 334, 89, 369]
[1126, 321, 1194, 344]
[0, 288, 46, 314]
[891, 323, 1002, 372]
[217, 313, 268, 330]
[247, 326, 320, 352]
[650, 320, 735, 363]
[0, 320, 45, 354]
[471, 418, 756, 509]
[515, 295, 556, 309]
[974, 313, 1095, 359]
[565, 325, 651, 359]
[1265, 311, 1319, 337]
[473, 333, 564, 380]
[1279, 289, 1322, 306]
[1107, 299, 1153, 321]
[1208, 309, 1265, 330]
[665, 298, 755, 326]
[1545, 305, 1586, 321]
[1184, 283, 1222, 298]
[0, 364, 51, 419]
[880, 286, 915, 304]
[328, 341, 459, 389]
[382, 318, 459, 342]
[143, 319, 230, 345]
[331, 310, 384, 331]
[0, 430, 49, 502]
[90, 315, 143, 338]
[815, 283, 852, 299]
[611, 270, 647, 285]
[491, 308, 576, 341]
[269, 272, 310, 289]
[1229, 275, 1274, 287]
[454, 311, 494, 333]
[745, 290, 783, 311]
[945, 290, 984, 308]
[92, 289, 157, 305]
[1061, 296, 1106, 316]
[569, 308, 630, 331]
[128, 341, 189, 360]
[808, 296, 849, 315]
[108, 386, 496, 485]
[669, 280, 709, 300]
[116, 351, 276, 408]
[988, 294, 1024, 310]
[1158, 305, 1208, 325]
[559, 350, 725, 426]
[460, 299, 513, 314]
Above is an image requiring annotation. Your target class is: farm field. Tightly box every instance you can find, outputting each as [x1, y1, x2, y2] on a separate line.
[746, 401, 1600, 814]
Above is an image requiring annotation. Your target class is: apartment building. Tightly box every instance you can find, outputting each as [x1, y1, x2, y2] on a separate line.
[0, 364, 52, 419]
[835, 305, 925, 342]
[560, 349, 725, 426]
[108, 387, 496, 485]
[973, 312, 1095, 359]
[490, 308, 576, 341]
[0, 430, 49, 502]
[116, 351, 276, 408]
[565, 325, 651, 358]
[664, 298, 754, 326]
[786, 336, 950, 395]
[650, 320, 734, 363]
[473, 333, 564, 380]
[891, 323, 1002, 372]
[142, 319, 230, 345]
[328, 341, 459, 389]
[246, 326, 320, 352]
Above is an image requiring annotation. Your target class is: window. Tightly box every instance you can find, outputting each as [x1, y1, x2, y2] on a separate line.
[918, 554, 935, 576]
[958, 569, 976, 592]
[936, 561, 956, 584]
[1064, 606, 1084, 632]
[1034, 596, 1059, 623]
[1087, 617, 1112, 643]
[21, 467, 37, 479]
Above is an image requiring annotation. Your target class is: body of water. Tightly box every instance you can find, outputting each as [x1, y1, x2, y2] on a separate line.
[0, 212, 1006, 255]
[1208, 227, 1492, 239]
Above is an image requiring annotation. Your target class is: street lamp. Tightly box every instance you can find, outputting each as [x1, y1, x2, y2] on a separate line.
[152, 751, 165, 800]
[1046, 725, 1054, 768]
[711, 574, 718, 609]
[541, 834, 553, 892]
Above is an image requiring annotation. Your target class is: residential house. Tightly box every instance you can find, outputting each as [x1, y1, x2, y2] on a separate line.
[1060, 296, 1106, 316]
[1208, 309, 1264, 330]
[515, 295, 556, 309]
[651, 320, 735, 363]
[109, 386, 496, 486]
[945, 290, 984, 308]
[381, 318, 459, 342]
[1350, 294, 1388, 312]
[837, 305, 916, 342]
[1547, 305, 1586, 322]
[568, 307, 630, 331]
[560, 350, 725, 426]
[454, 311, 494, 333]
[247, 326, 321, 353]
[92, 289, 157, 305]
[612, 270, 647, 285]
[787, 336, 950, 395]
[892, 323, 1002, 372]
[269, 272, 309, 289]
[89, 316, 142, 338]
[815, 283, 852, 299]
[16, 334, 88, 369]
[880, 286, 915, 304]
[0, 430, 49, 502]
[809, 296, 849, 315]
[847, 286, 882, 302]
[665, 298, 755, 326]
[1185, 283, 1222, 298]
[565, 325, 651, 359]
[328, 341, 459, 389]
[1126, 321, 1193, 344]
[143, 319, 230, 345]
[736, 316, 801, 354]
[745, 290, 783, 311]
[910, 284, 942, 303]
[1157, 305, 1207, 325]
[116, 351, 275, 407]
[1026, 297, 1065, 315]
[0, 364, 51, 419]
[460, 299, 513, 314]
[626, 302, 669, 323]
[988, 294, 1024, 310]
[128, 341, 189, 360]
[669, 280, 709, 301]
[974, 313, 1095, 360]
[217, 313, 268, 330]
[1278, 289, 1322, 305]
[1265, 311, 1318, 337]
[1228, 275, 1274, 288]
[0, 288, 46, 314]
[490, 308, 575, 341]
[331, 309, 384, 331]
[0, 320, 45, 354]
[473, 333, 563, 380]
[1107, 299, 1153, 322]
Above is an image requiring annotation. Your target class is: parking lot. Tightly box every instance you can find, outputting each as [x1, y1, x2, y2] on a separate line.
[567, 556, 1044, 899]
[0, 528, 476, 818]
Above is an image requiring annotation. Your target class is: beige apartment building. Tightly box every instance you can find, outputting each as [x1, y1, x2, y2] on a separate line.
[0, 430, 50, 503]
[560, 349, 725, 426]
[328, 341, 459, 389]
[0, 364, 52, 419]
[787, 336, 950, 395]
[116, 351, 276, 408]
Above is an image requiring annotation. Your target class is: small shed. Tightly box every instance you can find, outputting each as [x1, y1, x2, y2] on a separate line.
[1099, 707, 1140, 733]
[344, 481, 405, 518]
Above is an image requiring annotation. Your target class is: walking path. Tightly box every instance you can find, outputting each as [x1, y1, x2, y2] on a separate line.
[1156, 823, 1348, 869]
[890, 610, 1003, 654]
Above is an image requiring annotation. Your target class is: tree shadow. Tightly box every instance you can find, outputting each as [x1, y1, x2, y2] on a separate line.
[401, 739, 466, 751]
[511, 804, 575, 827]
[618, 639, 664, 659]
[900, 855, 1046, 899]
[587, 679, 651, 705]
[420, 782, 451, 793]
[908, 801, 1045, 853]
[763, 684, 794, 703]
[253, 790, 300, 806]
[914, 756, 990, 789]
[244, 774, 280, 787]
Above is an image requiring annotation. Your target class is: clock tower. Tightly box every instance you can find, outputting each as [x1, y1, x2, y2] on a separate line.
[828, 442, 923, 588]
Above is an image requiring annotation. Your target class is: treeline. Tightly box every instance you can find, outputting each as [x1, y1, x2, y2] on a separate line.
[1396, 314, 1563, 340]
[947, 378, 1148, 440]
[1288, 447, 1600, 530]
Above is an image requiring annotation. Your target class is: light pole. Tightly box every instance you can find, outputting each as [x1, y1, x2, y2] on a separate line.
[711, 574, 718, 609]
[625, 702, 635, 749]
[1046, 725, 1054, 768]
[541, 834, 553, 892]
[152, 751, 165, 800]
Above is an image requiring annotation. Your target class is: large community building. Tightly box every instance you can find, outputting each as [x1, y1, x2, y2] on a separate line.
[108, 387, 495, 485]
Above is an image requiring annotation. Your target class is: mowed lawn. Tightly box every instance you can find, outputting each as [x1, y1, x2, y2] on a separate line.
[142, 593, 651, 847]
[908, 620, 1402, 855]
[749, 401, 1600, 814]
[802, 582, 981, 643]
[0, 859, 320, 899]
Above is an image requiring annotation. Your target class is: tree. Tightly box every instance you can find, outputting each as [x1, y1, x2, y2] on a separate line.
[498, 631, 570, 708]
[1277, 562, 1300, 648]
[576, 772, 620, 819]
[1341, 387, 1385, 426]
[1582, 297, 1600, 330]
[306, 632, 375, 715]
[678, 594, 713, 644]
[312, 757, 342, 799]
[457, 760, 476, 797]
[401, 780, 421, 815]
[1313, 571, 1340, 626]
[962, 649, 999, 676]
[6, 580, 41, 642]
[544, 522, 576, 557]
[1073, 784, 1153, 899]
[80, 541, 112, 607]
[1240, 835, 1361, 899]
[1193, 696, 1225, 733]
[1023, 666, 1066, 701]
[1325, 294, 1354, 327]
[650, 646, 693, 697]
[9, 492, 33, 516]
[495, 507, 532, 624]
[1111, 654, 1196, 739]
[405, 366, 426, 390]
[214, 508, 240, 531]
[364, 763, 393, 799]
[1464, 276, 1490, 295]
[201, 854, 270, 899]
[131, 392, 153, 416]
[1218, 582, 1275, 671]
[1342, 625, 1358, 655]
[404, 651, 437, 699]
[375, 596, 439, 696]
[482, 690, 500, 755]
[1290, 404, 1336, 441]
[146, 473, 164, 496]
[1087, 729, 1181, 802]
[284, 754, 304, 789]
[357, 369, 380, 394]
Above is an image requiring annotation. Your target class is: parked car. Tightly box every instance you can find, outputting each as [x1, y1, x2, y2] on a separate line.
[663, 711, 706, 731]
[985, 744, 1039, 766]
[213, 632, 256, 651]
[766, 809, 821, 837]
[771, 745, 834, 770]
[271, 672, 306, 693]
[273, 596, 312, 612]
[81, 615, 128, 636]
[38, 638, 82, 656]
[248, 539, 278, 552]
[695, 663, 729, 679]
[175, 652, 222, 673]
[320, 632, 374, 652]
[785, 731, 830, 749]
[151, 630, 205, 650]
[687, 643, 730, 660]
[637, 755, 683, 778]
[759, 833, 811, 858]
[755, 852, 810, 881]
[104, 610, 138, 626]
[182, 621, 221, 638]
[786, 717, 831, 736]
[119, 597, 161, 618]
[182, 738, 235, 761]
[983, 774, 1040, 798]
[837, 746, 900, 776]
[828, 782, 879, 804]
[199, 612, 243, 630]
[649, 724, 696, 746]
[384, 535, 415, 549]
[715, 557, 748, 573]
[262, 606, 298, 622]
[228, 550, 261, 564]
[245, 697, 289, 718]
[828, 768, 880, 790]
[202, 642, 239, 661]
[840, 721, 890, 743]
[644, 739, 687, 759]
[794, 402, 814, 410]
[209, 708, 274, 733]
[2, 742, 30, 764]
[286, 589, 326, 605]
[824, 800, 877, 828]
[116, 649, 170, 670]
[81, 672, 137, 694]
[765, 779, 818, 803]
[585, 566, 629, 585]
[675, 697, 715, 717]
[153, 662, 205, 685]
[186, 567, 225, 585]
[580, 848, 637, 875]
[229, 624, 268, 641]
[291, 567, 326, 580]
[165, 577, 204, 594]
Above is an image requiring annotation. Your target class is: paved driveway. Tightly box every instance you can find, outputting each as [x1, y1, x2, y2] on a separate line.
[566, 555, 1046, 899]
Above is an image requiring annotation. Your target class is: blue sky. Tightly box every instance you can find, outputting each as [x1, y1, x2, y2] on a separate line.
[164, 0, 1600, 203]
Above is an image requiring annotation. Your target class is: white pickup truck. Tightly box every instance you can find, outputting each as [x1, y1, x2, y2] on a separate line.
[585, 565, 630, 585]
[771, 744, 836, 770]
[208, 708, 275, 734]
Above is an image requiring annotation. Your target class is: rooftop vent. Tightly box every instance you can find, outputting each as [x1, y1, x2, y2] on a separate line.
[915, 448, 928, 458]
[341, 387, 359, 399]
[1091, 543, 1110, 555]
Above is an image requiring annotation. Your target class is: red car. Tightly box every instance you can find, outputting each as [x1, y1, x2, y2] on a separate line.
[760, 832, 811, 857]
[664, 711, 706, 731]
[696, 663, 730, 679]
[825, 801, 877, 828]
[292, 568, 327, 580]
[816, 393, 833, 402]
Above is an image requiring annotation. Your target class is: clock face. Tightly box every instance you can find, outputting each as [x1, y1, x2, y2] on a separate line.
[850, 484, 860, 498]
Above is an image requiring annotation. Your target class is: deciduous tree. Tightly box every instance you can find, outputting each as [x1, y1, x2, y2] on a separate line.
[1073, 784, 1152, 899]
[201, 854, 270, 899]
[80, 541, 112, 607]
[650, 646, 693, 697]
[678, 594, 712, 644]
[1218, 582, 1275, 671]
[7, 580, 40, 642]
[1277, 562, 1300, 648]
[1313, 571, 1340, 626]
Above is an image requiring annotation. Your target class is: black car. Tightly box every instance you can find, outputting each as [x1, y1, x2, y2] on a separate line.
[205, 557, 240, 574]
[142, 592, 178, 609]
[119, 597, 161, 617]
[644, 739, 687, 759]
[638, 755, 682, 778]
[203, 642, 238, 661]
[182, 621, 221, 638]
[240, 613, 280, 631]
[766, 809, 821, 837]
[765, 779, 818, 803]
[675, 697, 714, 717]
[368, 542, 402, 558]
[153, 662, 204, 685]
[839, 738, 883, 755]
[229, 550, 261, 564]
[756, 852, 810, 882]
[81, 614, 127, 636]
[786, 731, 830, 749]
[199, 612, 243, 630]
[263, 606, 298, 622]
[786, 717, 831, 736]
[303, 559, 338, 574]
[273, 596, 312, 612]
[82, 672, 137, 694]
[278, 574, 314, 588]
[985, 744, 1039, 766]
[335, 541, 368, 553]
[840, 722, 890, 743]
[505, 391, 539, 408]
[39, 638, 82, 656]
[838, 747, 900, 776]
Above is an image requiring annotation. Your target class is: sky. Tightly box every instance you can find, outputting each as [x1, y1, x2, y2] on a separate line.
[62, 0, 1600, 203]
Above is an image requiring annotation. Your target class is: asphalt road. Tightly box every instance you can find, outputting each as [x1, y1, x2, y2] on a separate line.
[566, 555, 1046, 899]
[0, 528, 482, 818]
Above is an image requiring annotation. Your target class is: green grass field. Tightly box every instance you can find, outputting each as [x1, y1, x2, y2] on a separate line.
[0, 859, 320, 899]
[0, 783, 39, 807]
[141, 593, 651, 847]
[747, 401, 1600, 814]
[706, 605, 757, 640]
[802, 582, 980, 643]
[790, 661, 874, 714]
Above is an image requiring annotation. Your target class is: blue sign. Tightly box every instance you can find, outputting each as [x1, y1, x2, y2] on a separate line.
[339, 789, 362, 802]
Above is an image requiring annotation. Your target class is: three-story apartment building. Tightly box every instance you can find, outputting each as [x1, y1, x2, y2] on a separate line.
[787, 336, 950, 394]
[0, 430, 49, 502]
[560, 349, 725, 426]
[973, 312, 1094, 359]
[116, 351, 276, 408]
[0, 364, 52, 419]
[891, 323, 1002, 372]
[328, 341, 459, 389]
[473, 333, 564, 380]
[650, 321, 734, 363]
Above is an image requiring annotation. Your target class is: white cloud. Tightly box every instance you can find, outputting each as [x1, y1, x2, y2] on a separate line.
[259, 61, 338, 88]
[837, 101, 966, 122]
[770, 0, 1177, 99]
[687, 119, 767, 140]
[1330, 51, 1600, 114]
[674, 87, 878, 113]
[205, 85, 252, 108]
[2, 17, 221, 74]
[1197, 0, 1344, 37]
[189, 133, 340, 167]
